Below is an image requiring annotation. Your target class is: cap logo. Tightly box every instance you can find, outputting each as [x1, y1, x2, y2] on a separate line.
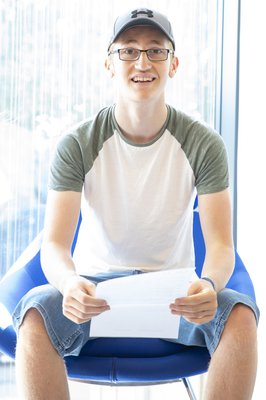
[131, 8, 153, 19]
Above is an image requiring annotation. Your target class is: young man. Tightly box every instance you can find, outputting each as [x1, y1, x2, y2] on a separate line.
[13, 8, 259, 400]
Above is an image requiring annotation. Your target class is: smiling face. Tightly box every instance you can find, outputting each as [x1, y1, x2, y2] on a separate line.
[105, 26, 179, 106]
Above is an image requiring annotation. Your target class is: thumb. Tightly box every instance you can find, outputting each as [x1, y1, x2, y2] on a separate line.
[187, 279, 207, 296]
[86, 282, 96, 296]
[79, 277, 96, 296]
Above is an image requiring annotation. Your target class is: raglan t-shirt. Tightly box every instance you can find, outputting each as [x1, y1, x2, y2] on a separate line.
[49, 105, 229, 276]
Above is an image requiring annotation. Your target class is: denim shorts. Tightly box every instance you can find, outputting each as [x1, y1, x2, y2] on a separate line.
[12, 270, 260, 358]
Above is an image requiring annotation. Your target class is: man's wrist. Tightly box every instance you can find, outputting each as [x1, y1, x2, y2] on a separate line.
[59, 271, 78, 294]
[200, 276, 216, 291]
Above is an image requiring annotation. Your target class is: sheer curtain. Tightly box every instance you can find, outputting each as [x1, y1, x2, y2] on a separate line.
[0, 1, 218, 398]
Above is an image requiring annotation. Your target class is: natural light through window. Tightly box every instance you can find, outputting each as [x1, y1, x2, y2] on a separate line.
[0, 1, 218, 398]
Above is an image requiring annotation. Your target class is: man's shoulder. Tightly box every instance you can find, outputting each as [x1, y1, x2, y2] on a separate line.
[167, 106, 215, 135]
[56, 106, 115, 157]
[167, 106, 223, 152]
[49, 106, 116, 186]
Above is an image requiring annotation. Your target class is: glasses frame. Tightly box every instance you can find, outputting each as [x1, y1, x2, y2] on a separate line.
[108, 48, 174, 62]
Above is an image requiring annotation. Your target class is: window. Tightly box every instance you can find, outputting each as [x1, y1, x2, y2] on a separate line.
[0, 0, 218, 276]
[0, 0, 219, 397]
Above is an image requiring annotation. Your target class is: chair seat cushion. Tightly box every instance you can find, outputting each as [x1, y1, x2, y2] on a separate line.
[79, 337, 202, 358]
[67, 339, 211, 383]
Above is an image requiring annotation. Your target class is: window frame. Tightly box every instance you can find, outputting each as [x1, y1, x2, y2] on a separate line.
[215, 0, 241, 243]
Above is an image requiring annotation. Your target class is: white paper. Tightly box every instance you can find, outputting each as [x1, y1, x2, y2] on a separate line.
[90, 268, 195, 339]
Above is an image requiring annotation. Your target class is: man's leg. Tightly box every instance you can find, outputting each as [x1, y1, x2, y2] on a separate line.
[203, 304, 258, 400]
[16, 308, 70, 400]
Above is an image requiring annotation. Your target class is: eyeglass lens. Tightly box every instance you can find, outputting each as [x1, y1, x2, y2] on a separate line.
[119, 48, 169, 61]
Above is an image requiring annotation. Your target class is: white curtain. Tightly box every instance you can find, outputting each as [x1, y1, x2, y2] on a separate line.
[0, 0, 218, 398]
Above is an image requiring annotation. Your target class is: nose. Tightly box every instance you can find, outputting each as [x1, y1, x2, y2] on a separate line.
[135, 51, 152, 70]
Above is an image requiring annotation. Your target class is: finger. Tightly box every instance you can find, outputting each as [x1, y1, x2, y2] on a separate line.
[73, 290, 109, 307]
[170, 304, 217, 316]
[183, 313, 216, 325]
[171, 309, 215, 318]
[64, 298, 110, 315]
[63, 305, 110, 323]
[174, 289, 216, 306]
[63, 309, 92, 324]
[170, 303, 217, 314]
[170, 308, 216, 323]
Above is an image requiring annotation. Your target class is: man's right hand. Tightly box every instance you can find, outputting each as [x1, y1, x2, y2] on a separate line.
[62, 275, 110, 324]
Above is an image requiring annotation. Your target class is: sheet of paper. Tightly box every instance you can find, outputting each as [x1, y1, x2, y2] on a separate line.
[90, 268, 195, 339]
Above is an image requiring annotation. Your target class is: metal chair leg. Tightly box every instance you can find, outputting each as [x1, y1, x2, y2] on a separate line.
[182, 378, 197, 400]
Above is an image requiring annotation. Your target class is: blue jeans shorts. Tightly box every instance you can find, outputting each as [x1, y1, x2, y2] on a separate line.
[12, 270, 260, 358]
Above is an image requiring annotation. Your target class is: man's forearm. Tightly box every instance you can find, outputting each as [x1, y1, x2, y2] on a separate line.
[201, 244, 235, 292]
[41, 241, 78, 294]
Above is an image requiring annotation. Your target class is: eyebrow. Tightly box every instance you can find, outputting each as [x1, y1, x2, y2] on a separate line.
[121, 39, 164, 46]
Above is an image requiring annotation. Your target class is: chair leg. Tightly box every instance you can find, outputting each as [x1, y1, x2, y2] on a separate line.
[182, 378, 197, 400]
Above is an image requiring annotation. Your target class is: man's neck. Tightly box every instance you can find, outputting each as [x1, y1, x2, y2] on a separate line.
[114, 101, 168, 144]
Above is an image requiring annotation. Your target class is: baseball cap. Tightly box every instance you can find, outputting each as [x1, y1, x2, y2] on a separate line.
[108, 8, 175, 51]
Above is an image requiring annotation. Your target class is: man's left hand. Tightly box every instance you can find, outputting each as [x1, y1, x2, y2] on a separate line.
[170, 279, 218, 324]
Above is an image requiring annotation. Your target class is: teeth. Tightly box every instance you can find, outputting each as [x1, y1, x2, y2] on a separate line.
[132, 77, 154, 82]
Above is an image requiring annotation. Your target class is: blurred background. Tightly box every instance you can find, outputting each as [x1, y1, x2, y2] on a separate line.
[0, 0, 265, 398]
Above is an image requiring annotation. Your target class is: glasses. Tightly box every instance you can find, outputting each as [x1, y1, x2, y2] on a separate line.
[108, 48, 174, 61]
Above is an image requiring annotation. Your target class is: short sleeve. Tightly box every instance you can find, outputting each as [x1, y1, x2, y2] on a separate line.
[195, 132, 229, 195]
[48, 134, 85, 192]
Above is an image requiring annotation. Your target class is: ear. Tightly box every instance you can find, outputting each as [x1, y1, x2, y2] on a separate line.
[105, 57, 115, 78]
[169, 56, 179, 78]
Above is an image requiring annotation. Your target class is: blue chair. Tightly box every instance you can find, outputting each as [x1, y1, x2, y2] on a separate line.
[0, 210, 256, 399]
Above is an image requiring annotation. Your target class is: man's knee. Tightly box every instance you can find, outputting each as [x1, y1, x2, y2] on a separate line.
[16, 308, 61, 359]
[225, 304, 257, 341]
[230, 304, 257, 326]
[18, 308, 47, 342]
